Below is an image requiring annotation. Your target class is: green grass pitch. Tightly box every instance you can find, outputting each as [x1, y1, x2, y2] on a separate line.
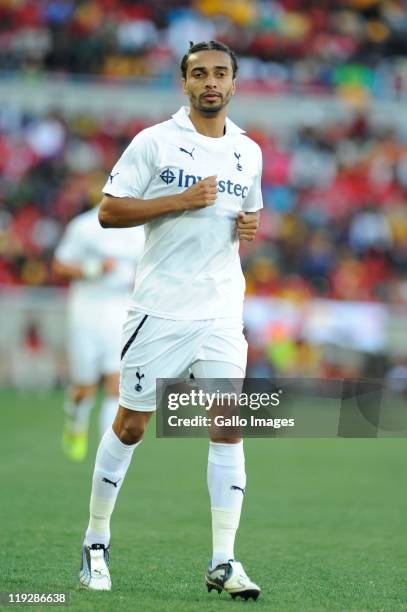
[0, 389, 405, 611]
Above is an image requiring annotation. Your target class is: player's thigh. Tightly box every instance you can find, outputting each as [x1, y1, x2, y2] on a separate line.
[120, 312, 206, 412]
[195, 318, 248, 376]
[190, 360, 245, 396]
[191, 360, 245, 379]
[67, 322, 99, 385]
[190, 361, 244, 443]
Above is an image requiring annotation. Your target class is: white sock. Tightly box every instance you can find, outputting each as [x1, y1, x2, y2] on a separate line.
[64, 395, 94, 434]
[99, 396, 118, 439]
[86, 427, 141, 546]
[207, 441, 246, 569]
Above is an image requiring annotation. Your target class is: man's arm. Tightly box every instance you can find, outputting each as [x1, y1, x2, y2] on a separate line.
[99, 176, 218, 228]
[236, 211, 260, 242]
[52, 258, 115, 281]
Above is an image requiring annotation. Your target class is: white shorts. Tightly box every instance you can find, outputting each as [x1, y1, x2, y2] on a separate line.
[67, 301, 127, 385]
[119, 311, 247, 411]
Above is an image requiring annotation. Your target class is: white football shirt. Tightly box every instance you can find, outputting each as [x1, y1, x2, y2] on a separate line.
[55, 206, 145, 317]
[102, 106, 263, 320]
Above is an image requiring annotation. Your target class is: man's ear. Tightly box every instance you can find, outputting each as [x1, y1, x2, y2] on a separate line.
[231, 79, 236, 95]
[182, 78, 187, 95]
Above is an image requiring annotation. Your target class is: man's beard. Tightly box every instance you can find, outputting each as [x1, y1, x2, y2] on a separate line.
[189, 89, 233, 116]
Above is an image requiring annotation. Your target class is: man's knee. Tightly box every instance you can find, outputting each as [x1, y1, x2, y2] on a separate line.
[71, 384, 97, 402]
[113, 406, 152, 444]
[118, 421, 146, 444]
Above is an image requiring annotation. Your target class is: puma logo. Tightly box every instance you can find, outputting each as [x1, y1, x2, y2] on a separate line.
[230, 485, 245, 495]
[179, 146, 195, 160]
[102, 477, 121, 488]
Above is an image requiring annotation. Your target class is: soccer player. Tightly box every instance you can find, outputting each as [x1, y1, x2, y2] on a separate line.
[79, 41, 263, 600]
[53, 204, 145, 461]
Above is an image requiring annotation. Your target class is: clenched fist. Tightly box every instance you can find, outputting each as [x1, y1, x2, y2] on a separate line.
[236, 211, 259, 241]
[177, 175, 218, 211]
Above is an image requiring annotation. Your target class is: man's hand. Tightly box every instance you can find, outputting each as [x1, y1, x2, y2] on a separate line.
[236, 211, 259, 241]
[82, 257, 116, 280]
[178, 175, 218, 211]
[101, 257, 116, 274]
[53, 256, 116, 281]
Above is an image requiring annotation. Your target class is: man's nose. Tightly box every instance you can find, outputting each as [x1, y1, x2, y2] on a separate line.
[205, 76, 217, 89]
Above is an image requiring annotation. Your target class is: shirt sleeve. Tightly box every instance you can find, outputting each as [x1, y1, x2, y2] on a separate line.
[102, 129, 156, 198]
[54, 220, 85, 264]
[243, 145, 263, 213]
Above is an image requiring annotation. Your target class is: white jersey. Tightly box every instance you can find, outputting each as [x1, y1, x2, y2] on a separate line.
[55, 206, 145, 317]
[102, 106, 263, 320]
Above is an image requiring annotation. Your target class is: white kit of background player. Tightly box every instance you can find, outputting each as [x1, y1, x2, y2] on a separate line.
[79, 42, 263, 600]
[54, 205, 144, 460]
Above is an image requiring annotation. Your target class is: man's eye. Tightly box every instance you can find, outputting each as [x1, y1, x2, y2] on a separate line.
[217, 73, 226, 78]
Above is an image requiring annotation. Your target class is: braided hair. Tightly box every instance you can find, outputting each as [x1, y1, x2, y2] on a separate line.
[180, 40, 238, 79]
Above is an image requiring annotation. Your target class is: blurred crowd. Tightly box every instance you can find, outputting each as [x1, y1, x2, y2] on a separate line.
[0, 108, 406, 308]
[243, 113, 407, 307]
[1, 0, 407, 98]
[1, 1, 406, 383]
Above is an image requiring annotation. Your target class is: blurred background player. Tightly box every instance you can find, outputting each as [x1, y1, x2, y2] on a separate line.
[53, 205, 145, 461]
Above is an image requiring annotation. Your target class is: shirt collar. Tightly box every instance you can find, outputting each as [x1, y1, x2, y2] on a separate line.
[172, 106, 245, 136]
